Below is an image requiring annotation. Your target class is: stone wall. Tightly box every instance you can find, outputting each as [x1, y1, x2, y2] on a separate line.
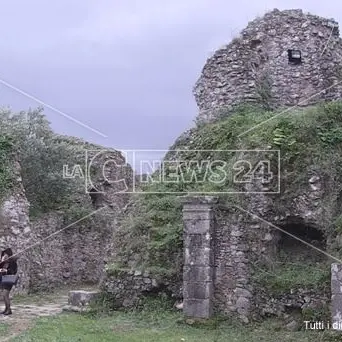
[27, 140, 134, 292]
[213, 206, 329, 321]
[28, 213, 65, 291]
[0, 155, 32, 295]
[0, 137, 134, 294]
[99, 189, 329, 323]
[194, 9, 342, 125]
[99, 166, 331, 323]
[52, 135, 134, 209]
[179, 197, 276, 322]
[28, 209, 119, 292]
[212, 207, 255, 322]
[180, 184, 331, 322]
[100, 270, 160, 308]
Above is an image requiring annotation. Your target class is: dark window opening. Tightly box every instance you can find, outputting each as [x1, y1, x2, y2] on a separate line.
[88, 188, 104, 209]
[288, 49, 302, 65]
[253, 221, 329, 298]
[251, 39, 261, 49]
[331, 25, 339, 36]
[277, 222, 326, 263]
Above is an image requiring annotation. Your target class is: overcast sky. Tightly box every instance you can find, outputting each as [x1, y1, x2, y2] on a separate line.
[0, 1, 340, 169]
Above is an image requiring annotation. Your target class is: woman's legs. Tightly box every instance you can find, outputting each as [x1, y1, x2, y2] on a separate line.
[3, 289, 11, 314]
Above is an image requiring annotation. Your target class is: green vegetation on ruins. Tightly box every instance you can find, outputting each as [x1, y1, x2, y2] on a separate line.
[252, 261, 331, 295]
[0, 107, 95, 218]
[1, 102, 342, 294]
[0, 134, 15, 202]
[113, 101, 342, 290]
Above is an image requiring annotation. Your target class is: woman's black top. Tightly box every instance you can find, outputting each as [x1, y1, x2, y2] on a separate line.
[1, 258, 18, 275]
[6, 259, 17, 275]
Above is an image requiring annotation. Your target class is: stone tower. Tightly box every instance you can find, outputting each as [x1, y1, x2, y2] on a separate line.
[194, 9, 342, 125]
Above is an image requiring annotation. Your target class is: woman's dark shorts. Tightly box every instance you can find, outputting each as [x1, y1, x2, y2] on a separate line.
[0, 284, 13, 291]
[0, 275, 13, 291]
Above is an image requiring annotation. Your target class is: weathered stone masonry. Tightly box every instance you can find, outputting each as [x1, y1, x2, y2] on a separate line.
[101, 169, 331, 322]
[0, 142, 134, 294]
[27, 143, 134, 292]
[194, 9, 342, 125]
[182, 196, 217, 319]
[181, 196, 258, 322]
[331, 263, 342, 330]
[0, 154, 32, 295]
[181, 190, 331, 322]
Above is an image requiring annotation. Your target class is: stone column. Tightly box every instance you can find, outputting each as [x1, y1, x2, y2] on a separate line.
[181, 196, 218, 319]
[331, 263, 342, 330]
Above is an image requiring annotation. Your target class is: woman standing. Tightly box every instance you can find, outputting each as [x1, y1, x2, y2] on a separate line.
[0, 248, 18, 315]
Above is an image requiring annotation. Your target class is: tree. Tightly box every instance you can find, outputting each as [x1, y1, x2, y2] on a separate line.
[0, 107, 82, 215]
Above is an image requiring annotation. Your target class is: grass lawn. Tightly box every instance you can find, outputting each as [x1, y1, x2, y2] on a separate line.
[8, 310, 341, 342]
[0, 322, 9, 335]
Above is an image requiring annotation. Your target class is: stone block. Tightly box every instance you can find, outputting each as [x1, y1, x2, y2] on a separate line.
[183, 298, 213, 318]
[62, 305, 90, 313]
[234, 287, 253, 298]
[68, 290, 100, 307]
[331, 294, 342, 330]
[236, 296, 251, 316]
[183, 210, 214, 221]
[181, 196, 219, 206]
[184, 219, 213, 235]
[183, 266, 213, 282]
[184, 234, 204, 249]
[183, 281, 213, 299]
[331, 263, 342, 295]
[184, 246, 214, 266]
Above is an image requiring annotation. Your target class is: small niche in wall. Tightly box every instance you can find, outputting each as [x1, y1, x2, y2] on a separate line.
[251, 39, 262, 49]
[277, 221, 326, 262]
[288, 49, 302, 65]
[88, 188, 104, 209]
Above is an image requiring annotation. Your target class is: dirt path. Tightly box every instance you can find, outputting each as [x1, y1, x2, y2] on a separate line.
[0, 286, 97, 341]
[0, 294, 67, 341]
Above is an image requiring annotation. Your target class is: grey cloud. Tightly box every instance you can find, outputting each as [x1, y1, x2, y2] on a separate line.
[0, 1, 342, 172]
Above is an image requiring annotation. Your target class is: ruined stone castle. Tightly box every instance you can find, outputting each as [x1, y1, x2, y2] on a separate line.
[2, 8, 342, 327]
[0, 137, 134, 295]
[194, 9, 342, 125]
[102, 9, 342, 325]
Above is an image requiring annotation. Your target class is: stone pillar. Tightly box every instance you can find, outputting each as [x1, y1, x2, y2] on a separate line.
[181, 196, 218, 319]
[331, 263, 342, 330]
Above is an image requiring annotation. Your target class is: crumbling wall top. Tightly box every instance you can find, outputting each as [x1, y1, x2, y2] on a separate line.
[194, 9, 342, 125]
